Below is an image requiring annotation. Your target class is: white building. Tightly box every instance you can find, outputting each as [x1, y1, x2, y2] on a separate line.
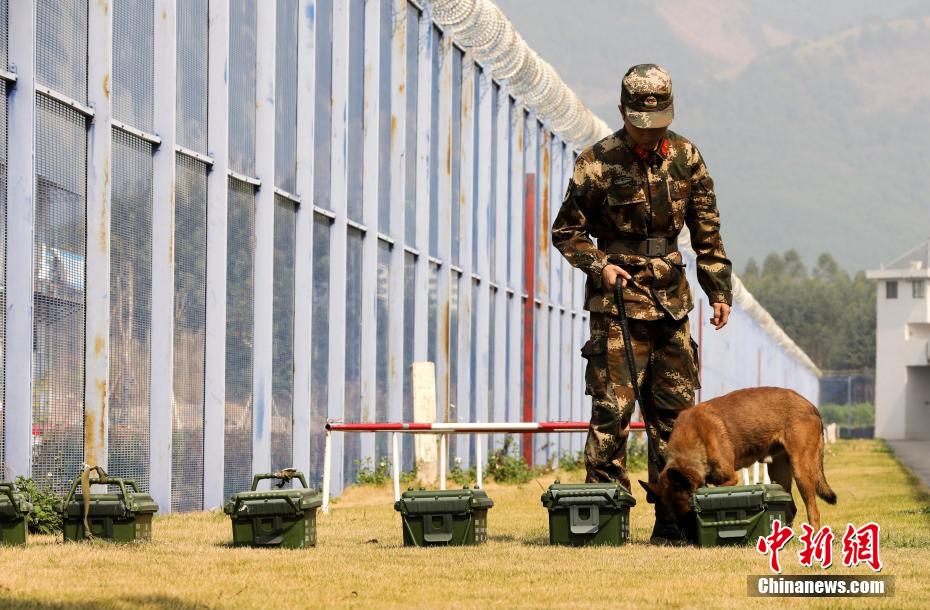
[867, 241, 930, 440]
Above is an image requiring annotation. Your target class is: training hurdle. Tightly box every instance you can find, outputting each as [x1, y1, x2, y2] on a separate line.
[321, 421, 645, 513]
[321, 420, 772, 513]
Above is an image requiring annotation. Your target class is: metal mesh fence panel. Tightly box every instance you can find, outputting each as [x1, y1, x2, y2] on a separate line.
[176, 0, 208, 152]
[402, 251, 415, 470]
[0, 0, 6, 67]
[223, 178, 255, 498]
[427, 262, 437, 364]
[376, 0, 391, 235]
[403, 4, 418, 243]
[346, 0, 364, 222]
[108, 129, 153, 489]
[343, 227, 363, 482]
[33, 95, 86, 490]
[309, 214, 331, 486]
[450, 47, 462, 266]
[113, 0, 153, 130]
[427, 25, 440, 259]
[271, 195, 296, 473]
[1, 0, 7, 470]
[228, 0, 256, 177]
[172, 154, 206, 512]
[448, 271, 459, 457]
[274, 0, 298, 193]
[313, 0, 333, 210]
[36, 0, 87, 102]
[0, 75, 6, 476]
[375, 240, 389, 461]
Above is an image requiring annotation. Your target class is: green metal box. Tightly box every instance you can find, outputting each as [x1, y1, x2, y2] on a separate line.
[691, 483, 794, 547]
[541, 481, 637, 546]
[224, 472, 322, 549]
[61, 477, 159, 542]
[0, 481, 32, 546]
[394, 488, 494, 547]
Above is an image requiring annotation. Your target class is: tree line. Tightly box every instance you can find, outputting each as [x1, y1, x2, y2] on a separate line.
[739, 251, 875, 371]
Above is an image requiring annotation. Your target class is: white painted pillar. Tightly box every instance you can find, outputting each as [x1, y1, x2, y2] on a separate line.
[326, 0, 351, 495]
[291, 0, 318, 480]
[434, 32, 453, 430]
[412, 10, 432, 371]
[491, 83, 510, 449]
[202, 0, 230, 509]
[252, 2, 277, 477]
[4, 0, 37, 478]
[507, 102, 525, 431]
[473, 63, 492, 443]
[149, 0, 178, 511]
[83, 0, 114, 472]
[546, 134, 561, 459]
[455, 54, 475, 466]
[360, 0, 383, 463]
[387, 0, 409, 435]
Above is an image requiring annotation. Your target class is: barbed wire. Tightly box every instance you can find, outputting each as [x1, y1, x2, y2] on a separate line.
[427, 0, 611, 148]
[429, 0, 819, 375]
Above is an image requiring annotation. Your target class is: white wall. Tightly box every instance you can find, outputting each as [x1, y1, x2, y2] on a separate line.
[873, 277, 930, 439]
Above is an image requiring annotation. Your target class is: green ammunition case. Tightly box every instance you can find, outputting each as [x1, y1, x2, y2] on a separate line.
[224, 472, 322, 549]
[691, 483, 794, 547]
[61, 477, 159, 542]
[0, 481, 32, 546]
[540, 481, 637, 546]
[394, 488, 494, 547]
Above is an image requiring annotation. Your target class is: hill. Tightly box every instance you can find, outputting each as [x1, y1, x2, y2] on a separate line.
[495, 0, 930, 271]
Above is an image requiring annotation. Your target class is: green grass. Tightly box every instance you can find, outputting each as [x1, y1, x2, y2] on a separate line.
[1, 440, 928, 609]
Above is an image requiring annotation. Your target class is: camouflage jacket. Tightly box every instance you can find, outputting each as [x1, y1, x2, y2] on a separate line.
[551, 128, 732, 321]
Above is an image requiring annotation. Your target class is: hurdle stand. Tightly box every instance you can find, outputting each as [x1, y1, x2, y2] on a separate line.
[322, 421, 651, 513]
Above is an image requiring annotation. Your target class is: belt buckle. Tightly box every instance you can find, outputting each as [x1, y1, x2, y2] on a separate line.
[645, 237, 664, 257]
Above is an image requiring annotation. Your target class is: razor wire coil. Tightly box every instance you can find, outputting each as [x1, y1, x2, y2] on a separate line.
[427, 0, 611, 149]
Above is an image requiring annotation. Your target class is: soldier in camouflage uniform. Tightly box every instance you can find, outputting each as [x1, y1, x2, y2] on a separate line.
[551, 64, 732, 544]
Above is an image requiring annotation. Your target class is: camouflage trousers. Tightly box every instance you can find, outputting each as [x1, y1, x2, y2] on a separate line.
[581, 312, 700, 491]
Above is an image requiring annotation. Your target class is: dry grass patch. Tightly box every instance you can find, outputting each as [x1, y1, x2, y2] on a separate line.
[1, 440, 928, 609]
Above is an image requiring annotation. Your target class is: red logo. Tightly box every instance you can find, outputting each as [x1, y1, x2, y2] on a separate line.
[756, 519, 794, 573]
[798, 524, 834, 568]
[758, 521, 883, 572]
[841, 522, 883, 572]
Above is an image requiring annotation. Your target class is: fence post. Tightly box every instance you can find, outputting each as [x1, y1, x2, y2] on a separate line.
[476, 434, 483, 489]
[391, 431, 401, 502]
[412, 362, 438, 484]
[322, 428, 332, 513]
[439, 434, 447, 491]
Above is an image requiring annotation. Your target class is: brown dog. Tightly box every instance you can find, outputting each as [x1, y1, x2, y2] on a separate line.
[639, 387, 837, 530]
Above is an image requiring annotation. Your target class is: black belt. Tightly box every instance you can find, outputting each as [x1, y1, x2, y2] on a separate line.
[600, 237, 677, 257]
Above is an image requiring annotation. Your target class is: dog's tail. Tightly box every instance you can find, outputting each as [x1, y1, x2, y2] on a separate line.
[817, 435, 838, 505]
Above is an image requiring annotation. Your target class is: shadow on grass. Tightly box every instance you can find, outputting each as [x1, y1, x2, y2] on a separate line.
[0, 596, 216, 609]
[521, 535, 551, 546]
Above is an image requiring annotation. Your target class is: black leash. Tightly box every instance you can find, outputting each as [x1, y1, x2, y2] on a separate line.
[615, 279, 693, 542]
[614, 281, 644, 411]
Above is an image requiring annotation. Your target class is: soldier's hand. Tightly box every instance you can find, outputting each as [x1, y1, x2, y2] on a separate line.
[602, 264, 631, 290]
[711, 303, 730, 330]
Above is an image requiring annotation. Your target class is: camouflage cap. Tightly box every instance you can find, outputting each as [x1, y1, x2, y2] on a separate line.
[621, 64, 674, 129]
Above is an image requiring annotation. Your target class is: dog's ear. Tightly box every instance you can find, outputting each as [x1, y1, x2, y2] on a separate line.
[638, 480, 660, 504]
[667, 467, 698, 492]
